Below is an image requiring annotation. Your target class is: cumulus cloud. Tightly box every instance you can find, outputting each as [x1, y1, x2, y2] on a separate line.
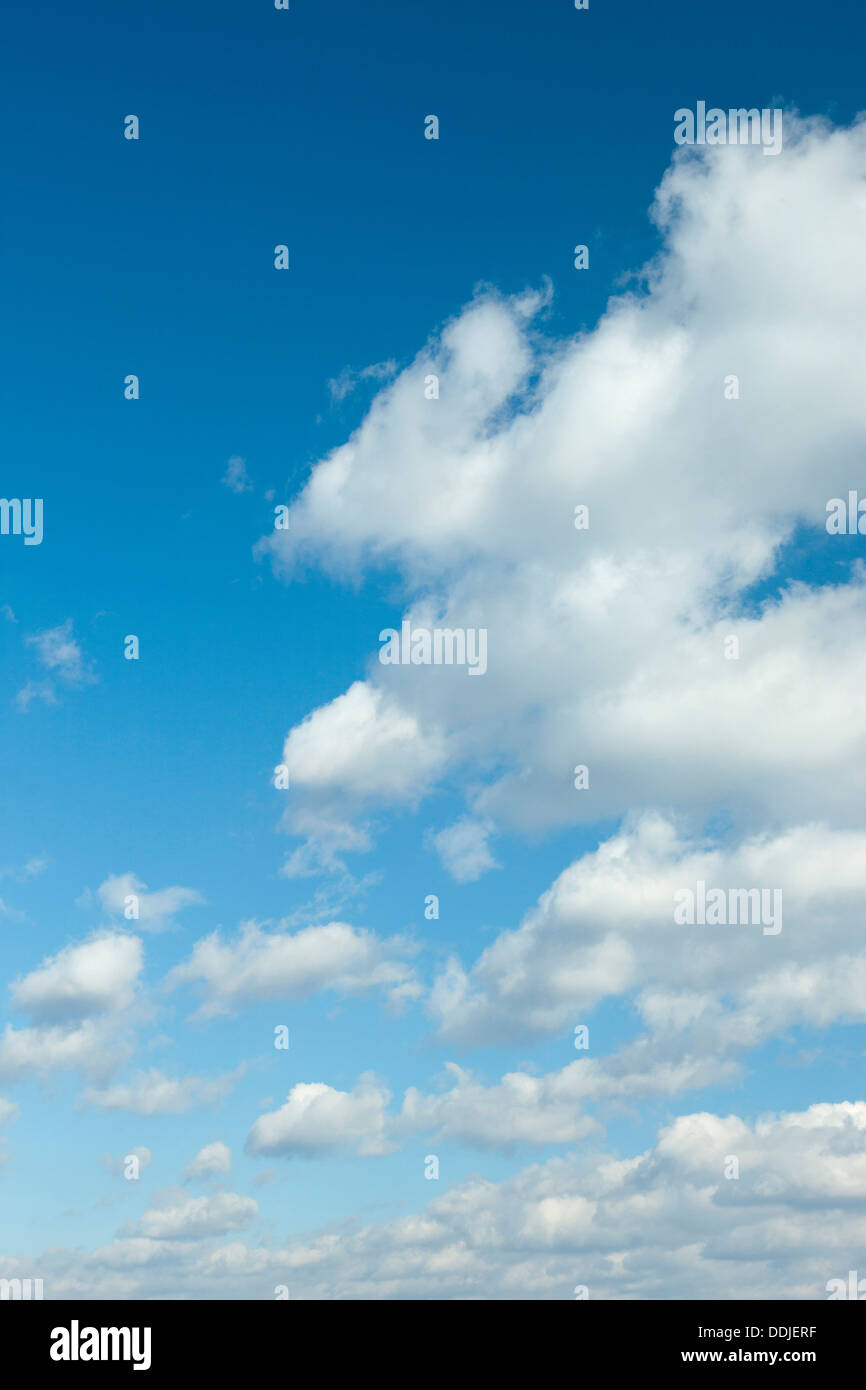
[131, 1189, 257, 1240]
[0, 1018, 132, 1085]
[238, 1047, 739, 1160]
[256, 116, 866, 868]
[282, 681, 447, 801]
[184, 1141, 232, 1179]
[396, 1053, 738, 1152]
[8, 1101, 866, 1299]
[10, 933, 143, 1023]
[429, 817, 500, 883]
[273, 681, 449, 874]
[428, 814, 866, 1048]
[0, 935, 143, 1086]
[167, 919, 420, 1019]
[246, 1075, 395, 1158]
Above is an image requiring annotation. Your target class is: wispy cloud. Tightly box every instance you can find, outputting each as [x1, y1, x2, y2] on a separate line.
[17, 619, 96, 710]
[221, 455, 253, 493]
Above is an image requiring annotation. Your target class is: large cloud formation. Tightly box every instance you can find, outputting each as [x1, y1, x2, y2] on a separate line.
[259, 115, 866, 873]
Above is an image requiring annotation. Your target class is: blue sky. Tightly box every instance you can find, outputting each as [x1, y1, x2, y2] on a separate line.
[2, 0, 866, 1299]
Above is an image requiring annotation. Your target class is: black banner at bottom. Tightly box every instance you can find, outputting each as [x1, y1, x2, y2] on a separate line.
[4, 1299, 863, 1375]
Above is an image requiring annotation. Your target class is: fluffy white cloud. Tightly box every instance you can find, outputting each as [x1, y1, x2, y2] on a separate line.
[428, 815, 866, 1048]
[0, 935, 142, 1088]
[184, 1141, 232, 1179]
[397, 1053, 737, 1152]
[168, 919, 420, 1019]
[132, 1190, 257, 1240]
[429, 817, 500, 883]
[246, 1075, 394, 1158]
[0, 1019, 130, 1084]
[257, 117, 866, 865]
[281, 680, 447, 801]
[10, 932, 143, 1022]
[239, 1048, 738, 1159]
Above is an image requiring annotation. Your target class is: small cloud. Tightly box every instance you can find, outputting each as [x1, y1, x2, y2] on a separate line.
[2, 605, 16, 623]
[183, 1140, 231, 1180]
[96, 872, 204, 932]
[245, 1074, 395, 1158]
[0, 855, 48, 883]
[328, 360, 397, 404]
[429, 817, 500, 883]
[127, 1188, 257, 1240]
[221, 456, 253, 494]
[15, 680, 59, 712]
[17, 620, 96, 710]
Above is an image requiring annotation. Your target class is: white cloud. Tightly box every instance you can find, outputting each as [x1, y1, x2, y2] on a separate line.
[84, 1067, 242, 1116]
[133, 1190, 257, 1240]
[278, 810, 374, 879]
[18, 620, 96, 708]
[245, 1048, 736, 1158]
[184, 1141, 232, 1179]
[429, 817, 500, 883]
[167, 919, 420, 1020]
[397, 1053, 737, 1152]
[10, 932, 143, 1022]
[96, 873, 204, 932]
[274, 681, 449, 873]
[328, 359, 398, 403]
[246, 1075, 394, 1158]
[15, 679, 59, 711]
[282, 680, 447, 800]
[428, 815, 866, 1048]
[0, 1019, 131, 1084]
[255, 117, 866, 867]
[221, 455, 253, 493]
[0, 855, 48, 882]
